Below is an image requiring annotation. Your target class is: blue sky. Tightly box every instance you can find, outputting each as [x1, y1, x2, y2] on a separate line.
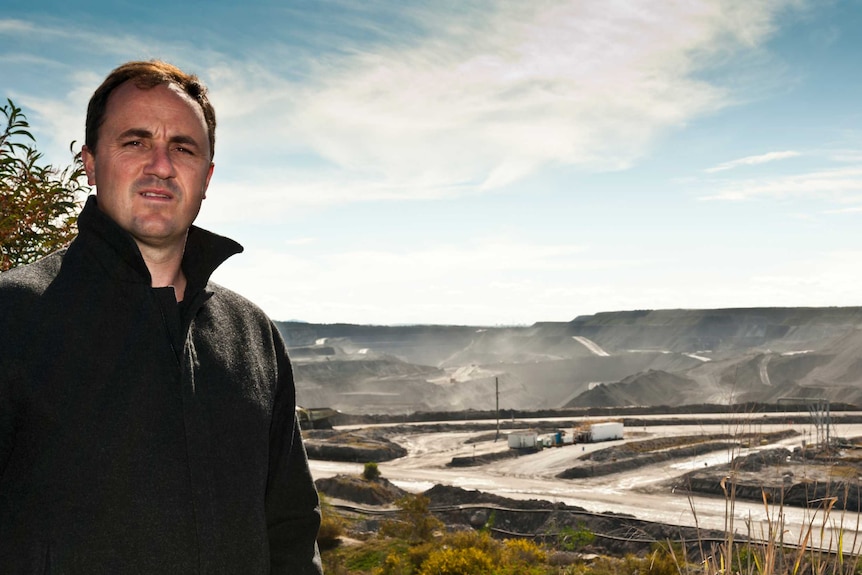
[2, 0, 861, 325]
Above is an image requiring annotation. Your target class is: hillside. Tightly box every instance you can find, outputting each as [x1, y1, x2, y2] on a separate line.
[277, 307, 862, 414]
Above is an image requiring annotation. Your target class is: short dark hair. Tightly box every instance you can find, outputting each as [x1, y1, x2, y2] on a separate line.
[85, 60, 216, 160]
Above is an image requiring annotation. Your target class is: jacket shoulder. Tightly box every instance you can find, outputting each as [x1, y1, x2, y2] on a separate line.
[0, 251, 66, 347]
[0, 251, 66, 306]
[200, 283, 291, 369]
[202, 282, 285, 339]
[206, 282, 271, 321]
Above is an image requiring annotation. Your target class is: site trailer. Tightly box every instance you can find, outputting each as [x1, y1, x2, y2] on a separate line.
[508, 432, 538, 449]
[586, 421, 624, 442]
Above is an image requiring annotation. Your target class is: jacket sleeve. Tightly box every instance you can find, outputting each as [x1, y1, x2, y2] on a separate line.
[265, 329, 323, 574]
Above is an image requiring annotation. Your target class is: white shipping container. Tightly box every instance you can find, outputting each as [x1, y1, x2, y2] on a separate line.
[589, 421, 624, 442]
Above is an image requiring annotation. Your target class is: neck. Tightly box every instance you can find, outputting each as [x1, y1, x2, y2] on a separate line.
[137, 241, 187, 302]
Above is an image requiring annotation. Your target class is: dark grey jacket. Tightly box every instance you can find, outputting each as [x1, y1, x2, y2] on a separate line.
[0, 197, 322, 574]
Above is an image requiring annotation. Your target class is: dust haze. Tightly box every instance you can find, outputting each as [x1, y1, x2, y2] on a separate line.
[279, 307, 862, 414]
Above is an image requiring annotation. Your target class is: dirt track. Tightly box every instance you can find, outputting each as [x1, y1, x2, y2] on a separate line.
[309, 413, 862, 553]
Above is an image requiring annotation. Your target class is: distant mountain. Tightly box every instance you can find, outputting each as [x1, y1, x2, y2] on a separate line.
[276, 307, 862, 414]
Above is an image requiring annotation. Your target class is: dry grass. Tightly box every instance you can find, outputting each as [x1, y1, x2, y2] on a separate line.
[677, 439, 862, 575]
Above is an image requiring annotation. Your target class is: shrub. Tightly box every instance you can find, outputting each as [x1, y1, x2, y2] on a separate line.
[557, 523, 595, 551]
[443, 530, 499, 556]
[316, 494, 346, 550]
[1, 99, 87, 271]
[502, 537, 547, 565]
[380, 495, 443, 543]
[363, 461, 381, 481]
[374, 551, 414, 575]
[404, 542, 437, 573]
[417, 547, 493, 575]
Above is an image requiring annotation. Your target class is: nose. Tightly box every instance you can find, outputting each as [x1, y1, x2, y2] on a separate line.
[144, 145, 176, 179]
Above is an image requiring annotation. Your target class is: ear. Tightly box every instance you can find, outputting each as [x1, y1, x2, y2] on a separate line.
[202, 162, 214, 199]
[82, 145, 97, 186]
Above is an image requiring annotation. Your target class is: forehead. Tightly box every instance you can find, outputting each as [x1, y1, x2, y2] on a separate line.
[103, 81, 208, 138]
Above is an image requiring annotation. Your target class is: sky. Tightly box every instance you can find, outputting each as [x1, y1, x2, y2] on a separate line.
[2, 0, 862, 326]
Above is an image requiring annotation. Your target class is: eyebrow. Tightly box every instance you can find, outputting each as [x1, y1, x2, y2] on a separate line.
[118, 128, 203, 149]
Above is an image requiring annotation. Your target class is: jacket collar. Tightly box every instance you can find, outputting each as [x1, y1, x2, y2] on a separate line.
[75, 195, 243, 295]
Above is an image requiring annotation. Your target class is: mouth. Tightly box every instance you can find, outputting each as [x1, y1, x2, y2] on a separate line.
[139, 190, 174, 200]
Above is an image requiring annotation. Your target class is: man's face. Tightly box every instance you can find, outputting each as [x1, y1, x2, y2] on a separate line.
[82, 81, 214, 251]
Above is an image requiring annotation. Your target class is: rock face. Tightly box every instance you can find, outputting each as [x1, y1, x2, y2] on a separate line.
[278, 307, 862, 414]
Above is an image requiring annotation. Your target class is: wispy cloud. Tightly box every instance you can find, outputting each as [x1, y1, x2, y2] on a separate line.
[823, 205, 862, 214]
[0, 18, 156, 59]
[698, 167, 862, 202]
[705, 150, 801, 173]
[192, 0, 803, 220]
[283, 2, 762, 191]
[0, 19, 36, 34]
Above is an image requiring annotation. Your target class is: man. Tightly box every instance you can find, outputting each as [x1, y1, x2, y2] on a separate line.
[0, 61, 323, 573]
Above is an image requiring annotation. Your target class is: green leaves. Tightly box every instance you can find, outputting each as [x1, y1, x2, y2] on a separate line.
[0, 99, 89, 271]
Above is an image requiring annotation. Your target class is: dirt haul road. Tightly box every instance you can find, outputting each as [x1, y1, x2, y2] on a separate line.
[309, 417, 862, 553]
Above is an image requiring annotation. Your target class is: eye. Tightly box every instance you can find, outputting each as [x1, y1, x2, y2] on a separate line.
[172, 144, 198, 156]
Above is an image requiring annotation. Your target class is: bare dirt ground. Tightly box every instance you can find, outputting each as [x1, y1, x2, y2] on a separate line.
[309, 412, 862, 554]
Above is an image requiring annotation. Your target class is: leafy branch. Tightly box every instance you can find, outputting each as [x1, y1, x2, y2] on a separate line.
[0, 99, 89, 271]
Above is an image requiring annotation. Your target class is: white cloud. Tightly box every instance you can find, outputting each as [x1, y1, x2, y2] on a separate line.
[210, 237, 862, 325]
[209, 236, 650, 324]
[17, 74, 100, 161]
[705, 150, 801, 173]
[823, 206, 862, 215]
[286, 2, 734, 189]
[0, 18, 157, 59]
[0, 19, 36, 34]
[829, 151, 862, 163]
[199, 0, 801, 219]
[699, 167, 862, 202]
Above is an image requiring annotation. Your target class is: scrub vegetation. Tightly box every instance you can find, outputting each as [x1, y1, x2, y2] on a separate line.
[317, 450, 862, 575]
[319, 491, 862, 575]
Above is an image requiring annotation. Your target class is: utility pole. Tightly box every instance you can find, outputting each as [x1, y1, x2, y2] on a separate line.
[495, 377, 500, 442]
